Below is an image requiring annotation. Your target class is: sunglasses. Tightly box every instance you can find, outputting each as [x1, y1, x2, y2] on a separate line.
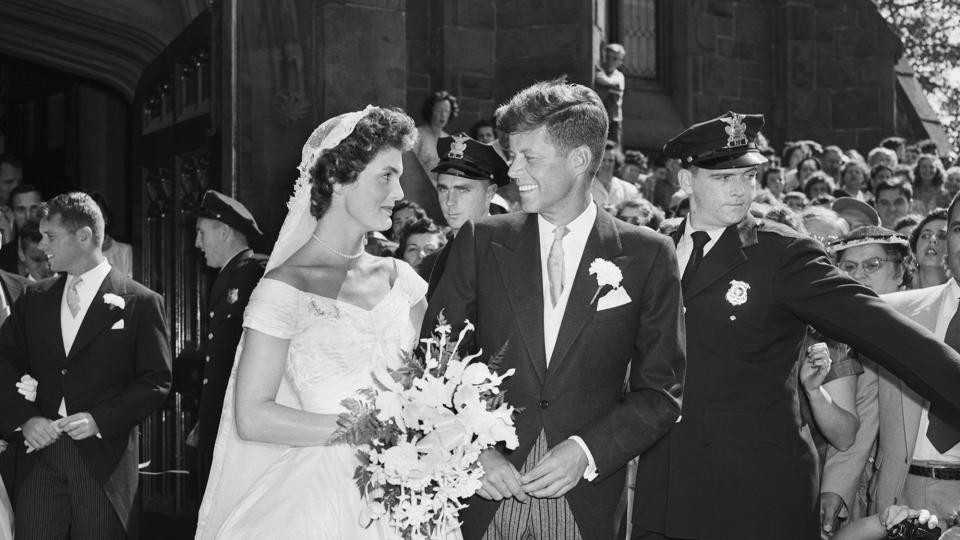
[836, 257, 901, 274]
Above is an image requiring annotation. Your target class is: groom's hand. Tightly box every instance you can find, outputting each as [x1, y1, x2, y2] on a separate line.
[520, 439, 588, 498]
[21, 416, 60, 451]
[477, 448, 528, 502]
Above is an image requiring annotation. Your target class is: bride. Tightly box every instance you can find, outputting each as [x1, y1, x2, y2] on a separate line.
[196, 106, 444, 538]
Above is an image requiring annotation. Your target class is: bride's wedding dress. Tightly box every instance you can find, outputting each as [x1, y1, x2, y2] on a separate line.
[0, 472, 11, 540]
[197, 262, 432, 539]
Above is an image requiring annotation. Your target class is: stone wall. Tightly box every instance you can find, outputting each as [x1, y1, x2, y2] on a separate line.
[666, 0, 901, 153]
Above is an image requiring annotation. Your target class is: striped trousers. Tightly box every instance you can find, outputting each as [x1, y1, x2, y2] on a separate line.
[15, 436, 125, 540]
[482, 430, 583, 540]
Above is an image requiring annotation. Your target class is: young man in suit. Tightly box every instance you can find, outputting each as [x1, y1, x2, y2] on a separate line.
[191, 190, 266, 496]
[822, 197, 960, 529]
[0, 245, 29, 506]
[426, 78, 686, 540]
[0, 192, 172, 539]
[631, 112, 960, 540]
[420, 134, 509, 299]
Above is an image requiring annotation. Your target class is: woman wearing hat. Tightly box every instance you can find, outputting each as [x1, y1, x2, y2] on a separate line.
[818, 227, 914, 534]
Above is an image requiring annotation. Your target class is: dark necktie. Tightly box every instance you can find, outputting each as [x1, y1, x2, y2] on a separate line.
[926, 303, 960, 453]
[681, 231, 711, 291]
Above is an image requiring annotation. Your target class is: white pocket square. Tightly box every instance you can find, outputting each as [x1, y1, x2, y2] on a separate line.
[111, 320, 125, 330]
[597, 287, 631, 311]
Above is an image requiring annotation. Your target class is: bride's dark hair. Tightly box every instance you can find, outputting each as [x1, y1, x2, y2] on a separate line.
[308, 107, 417, 218]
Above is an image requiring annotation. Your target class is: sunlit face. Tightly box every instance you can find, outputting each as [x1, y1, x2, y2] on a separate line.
[682, 165, 758, 229]
[597, 148, 617, 180]
[402, 232, 443, 269]
[841, 167, 865, 193]
[12, 190, 42, 229]
[194, 217, 227, 269]
[807, 180, 831, 200]
[798, 158, 819, 183]
[340, 147, 404, 233]
[838, 244, 902, 294]
[904, 147, 920, 166]
[0, 164, 21, 205]
[436, 174, 494, 233]
[823, 150, 843, 175]
[38, 215, 87, 274]
[917, 156, 938, 183]
[431, 100, 452, 129]
[916, 218, 947, 269]
[509, 126, 583, 222]
[476, 126, 496, 144]
[391, 207, 418, 238]
[19, 240, 52, 280]
[764, 170, 784, 196]
[876, 187, 910, 227]
[873, 168, 893, 185]
[946, 171, 960, 197]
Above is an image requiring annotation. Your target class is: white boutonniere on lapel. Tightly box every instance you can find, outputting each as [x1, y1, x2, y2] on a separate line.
[103, 293, 125, 310]
[588, 258, 623, 304]
[227, 288, 239, 304]
[725, 280, 750, 306]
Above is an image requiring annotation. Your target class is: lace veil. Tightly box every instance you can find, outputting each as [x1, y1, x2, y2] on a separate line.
[195, 107, 373, 539]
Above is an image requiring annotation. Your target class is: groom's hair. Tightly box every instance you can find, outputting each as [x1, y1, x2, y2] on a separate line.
[39, 191, 105, 248]
[495, 77, 608, 174]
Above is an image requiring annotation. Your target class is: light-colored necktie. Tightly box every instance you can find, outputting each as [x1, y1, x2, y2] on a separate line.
[67, 276, 83, 318]
[547, 226, 569, 307]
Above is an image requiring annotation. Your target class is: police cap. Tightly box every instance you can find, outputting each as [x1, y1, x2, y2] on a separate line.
[663, 111, 767, 169]
[192, 190, 263, 240]
[433, 134, 510, 187]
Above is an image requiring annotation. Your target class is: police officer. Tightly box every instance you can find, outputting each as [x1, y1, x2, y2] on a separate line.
[421, 134, 509, 298]
[191, 190, 266, 495]
[630, 112, 960, 540]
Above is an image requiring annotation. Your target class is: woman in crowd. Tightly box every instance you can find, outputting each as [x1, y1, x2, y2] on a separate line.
[389, 199, 427, 241]
[413, 90, 459, 186]
[819, 227, 915, 536]
[195, 106, 450, 539]
[797, 156, 823, 189]
[615, 197, 664, 230]
[782, 141, 813, 191]
[911, 154, 952, 215]
[395, 217, 446, 272]
[838, 160, 873, 202]
[893, 214, 923, 238]
[803, 170, 836, 201]
[870, 164, 895, 193]
[909, 208, 949, 289]
[756, 166, 786, 201]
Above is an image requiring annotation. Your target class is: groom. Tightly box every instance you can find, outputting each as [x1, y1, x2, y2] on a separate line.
[426, 79, 686, 540]
[0, 192, 172, 539]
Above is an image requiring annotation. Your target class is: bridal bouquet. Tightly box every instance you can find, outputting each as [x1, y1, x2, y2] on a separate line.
[331, 316, 519, 540]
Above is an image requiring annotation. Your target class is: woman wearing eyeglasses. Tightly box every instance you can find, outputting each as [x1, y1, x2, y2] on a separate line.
[816, 227, 915, 536]
[909, 209, 950, 290]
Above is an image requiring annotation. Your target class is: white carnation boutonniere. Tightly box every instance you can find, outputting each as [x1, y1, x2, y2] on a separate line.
[588, 258, 623, 304]
[103, 293, 125, 311]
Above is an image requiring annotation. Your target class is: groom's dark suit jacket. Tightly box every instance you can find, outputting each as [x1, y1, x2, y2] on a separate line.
[0, 270, 29, 504]
[0, 269, 172, 530]
[426, 208, 685, 540]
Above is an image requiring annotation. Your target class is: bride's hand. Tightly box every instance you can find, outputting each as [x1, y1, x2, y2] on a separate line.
[17, 374, 38, 402]
[476, 448, 528, 502]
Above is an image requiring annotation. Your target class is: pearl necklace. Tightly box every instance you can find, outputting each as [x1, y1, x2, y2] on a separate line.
[311, 234, 364, 259]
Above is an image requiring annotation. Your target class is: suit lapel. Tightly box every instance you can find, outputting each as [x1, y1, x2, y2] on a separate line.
[46, 275, 68, 363]
[549, 209, 623, 372]
[683, 215, 757, 301]
[69, 269, 127, 359]
[492, 215, 547, 384]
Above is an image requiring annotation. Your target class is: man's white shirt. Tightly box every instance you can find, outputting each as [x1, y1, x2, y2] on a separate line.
[59, 259, 112, 417]
[536, 202, 599, 480]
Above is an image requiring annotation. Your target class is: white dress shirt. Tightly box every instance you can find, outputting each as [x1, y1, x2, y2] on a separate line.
[537, 202, 599, 480]
[59, 259, 112, 417]
[912, 279, 960, 462]
[674, 221, 726, 274]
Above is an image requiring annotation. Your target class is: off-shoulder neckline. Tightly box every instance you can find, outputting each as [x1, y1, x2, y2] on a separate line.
[259, 269, 405, 314]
